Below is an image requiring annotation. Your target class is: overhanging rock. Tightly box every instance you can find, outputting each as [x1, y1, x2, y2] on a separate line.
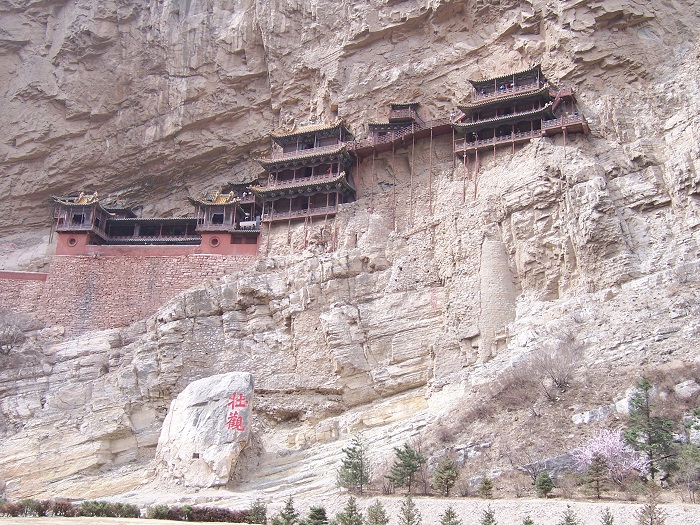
[156, 372, 254, 487]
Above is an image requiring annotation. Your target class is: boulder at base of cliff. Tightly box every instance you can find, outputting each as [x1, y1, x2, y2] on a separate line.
[156, 372, 254, 487]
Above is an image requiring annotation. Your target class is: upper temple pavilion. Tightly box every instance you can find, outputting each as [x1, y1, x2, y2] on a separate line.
[252, 119, 356, 223]
[453, 64, 589, 156]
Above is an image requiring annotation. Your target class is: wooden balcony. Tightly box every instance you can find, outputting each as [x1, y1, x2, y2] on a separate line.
[261, 170, 343, 191]
[262, 204, 339, 222]
[453, 129, 542, 153]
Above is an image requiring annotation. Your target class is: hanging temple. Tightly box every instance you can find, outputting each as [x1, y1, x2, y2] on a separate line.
[52, 65, 589, 256]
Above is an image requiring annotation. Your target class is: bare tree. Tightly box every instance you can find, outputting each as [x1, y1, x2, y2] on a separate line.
[0, 313, 25, 355]
[531, 332, 583, 399]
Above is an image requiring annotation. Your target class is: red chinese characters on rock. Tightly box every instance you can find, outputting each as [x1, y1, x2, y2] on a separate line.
[226, 393, 249, 432]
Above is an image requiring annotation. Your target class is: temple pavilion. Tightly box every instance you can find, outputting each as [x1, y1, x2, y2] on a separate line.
[52, 190, 259, 254]
[453, 64, 589, 155]
[253, 120, 356, 223]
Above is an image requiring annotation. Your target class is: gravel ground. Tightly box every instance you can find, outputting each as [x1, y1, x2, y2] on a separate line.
[1, 497, 698, 525]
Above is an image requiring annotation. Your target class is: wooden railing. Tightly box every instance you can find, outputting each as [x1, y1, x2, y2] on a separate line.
[453, 129, 542, 152]
[262, 205, 339, 222]
[345, 116, 451, 151]
[389, 108, 423, 124]
[262, 171, 342, 190]
[108, 235, 200, 243]
[472, 81, 542, 102]
[542, 114, 586, 128]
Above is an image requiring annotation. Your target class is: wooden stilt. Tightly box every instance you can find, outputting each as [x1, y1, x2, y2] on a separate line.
[392, 142, 396, 232]
[371, 151, 375, 214]
[474, 148, 480, 199]
[410, 133, 415, 224]
[429, 127, 433, 216]
[563, 127, 567, 159]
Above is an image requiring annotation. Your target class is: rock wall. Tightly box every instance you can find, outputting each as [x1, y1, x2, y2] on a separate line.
[1, 0, 700, 503]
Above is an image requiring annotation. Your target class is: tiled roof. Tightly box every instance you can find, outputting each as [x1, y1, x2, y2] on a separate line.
[256, 144, 349, 168]
[453, 103, 553, 132]
[270, 119, 344, 139]
[189, 191, 240, 206]
[468, 64, 542, 86]
[250, 172, 352, 195]
[458, 84, 550, 111]
[390, 102, 420, 109]
[53, 192, 100, 206]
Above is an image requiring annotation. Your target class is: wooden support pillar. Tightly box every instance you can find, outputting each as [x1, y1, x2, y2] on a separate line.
[392, 142, 396, 232]
[474, 148, 480, 199]
[371, 151, 376, 214]
[563, 127, 567, 159]
[429, 127, 434, 216]
[410, 132, 415, 223]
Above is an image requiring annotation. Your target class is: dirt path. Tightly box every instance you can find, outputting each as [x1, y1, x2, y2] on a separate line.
[1, 497, 698, 525]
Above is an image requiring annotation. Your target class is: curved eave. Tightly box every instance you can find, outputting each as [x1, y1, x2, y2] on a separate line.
[256, 148, 353, 169]
[458, 84, 550, 112]
[271, 121, 342, 138]
[250, 172, 354, 197]
[188, 197, 241, 206]
[468, 64, 542, 87]
[453, 103, 553, 133]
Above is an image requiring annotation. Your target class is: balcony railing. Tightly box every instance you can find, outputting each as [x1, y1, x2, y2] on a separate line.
[542, 113, 587, 129]
[346, 117, 451, 151]
[472, 81, 542, 102]
[108, 235, 201, 244]
[453, 129, 542, 152]
[262, 205, 339, 222]
[262, 171, 342, 190]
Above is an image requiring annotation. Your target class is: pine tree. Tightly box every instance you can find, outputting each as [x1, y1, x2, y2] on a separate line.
[522, 517, 536, 525]
[535, 472, 553, 498]
[635, 502, 666, 525]
[272, 496, 299, 525]
[600, 507, 615, 525]
[556, 505, 581, 525]
[305, 507, 329, 525]
[337, 436, 371, 494]
[624, 377, 674, 480]
[432, 456, 459, 496]
[365, 500, 389, 525]
[249, 499, 268, 525]
[387, 443, 425, 494]
[479, 505, 497, 525]
[336, 497, 364, 525]
[477, 476, 494, 499]
[586, 453, 608, 499]
[438, 506, 461, 525]
[397, 495, 421, 525]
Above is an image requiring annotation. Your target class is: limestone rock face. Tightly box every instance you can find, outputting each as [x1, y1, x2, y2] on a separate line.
[156, 372, 254, 488]
[1, 0, 700, 506]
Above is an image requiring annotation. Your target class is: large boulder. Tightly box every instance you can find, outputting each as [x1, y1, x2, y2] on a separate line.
[156, 372, 254, 487]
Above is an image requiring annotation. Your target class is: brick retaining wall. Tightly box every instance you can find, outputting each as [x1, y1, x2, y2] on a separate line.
[0, 272, 47, 315]
[1, 255, 254, 333]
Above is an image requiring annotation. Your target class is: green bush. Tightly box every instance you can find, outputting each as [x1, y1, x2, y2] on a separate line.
[535, 472, 554, 498]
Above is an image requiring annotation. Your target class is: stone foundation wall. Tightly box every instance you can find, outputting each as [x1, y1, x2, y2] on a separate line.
[38, 255, 255, 333]
[1, 256, 255, 332]
[0, 272, 47, 315]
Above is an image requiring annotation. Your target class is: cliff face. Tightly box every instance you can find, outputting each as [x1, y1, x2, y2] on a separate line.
[1, 0, 700, 503]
